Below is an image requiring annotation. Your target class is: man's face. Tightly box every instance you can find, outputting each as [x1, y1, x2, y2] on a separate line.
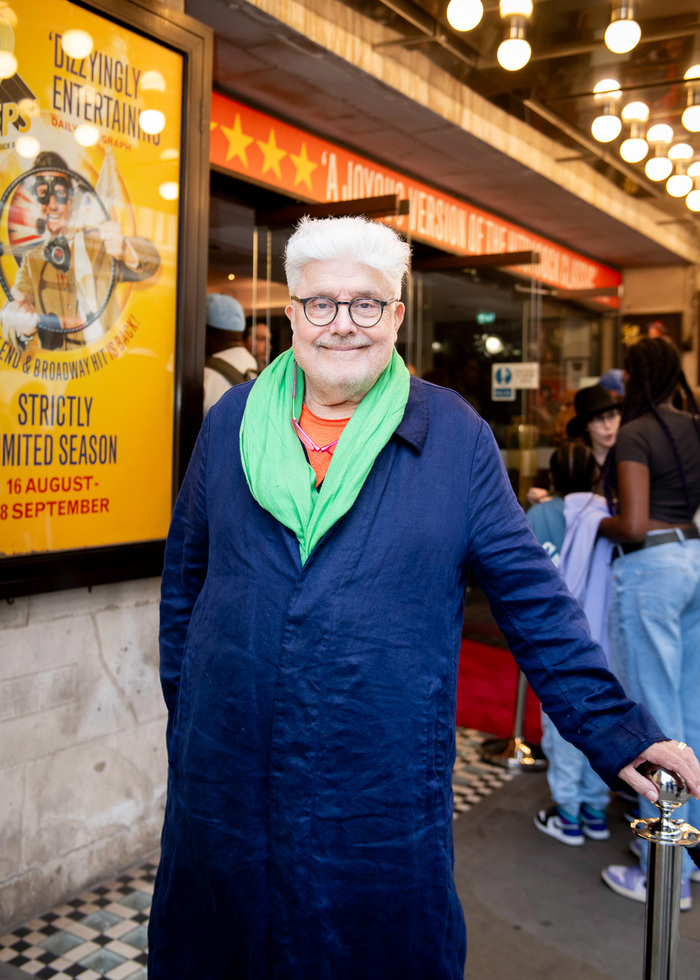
[253, 324, 270, 362]
[285, 259, 404, 407]
[35, 171, 72, 236]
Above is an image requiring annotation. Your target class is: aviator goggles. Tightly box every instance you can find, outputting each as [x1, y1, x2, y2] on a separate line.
[33, 177, 72, 206]
[291, 295, 399, 328]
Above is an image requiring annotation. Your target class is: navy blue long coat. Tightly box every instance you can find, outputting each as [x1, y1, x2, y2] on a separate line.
[149, 377, 664, 979]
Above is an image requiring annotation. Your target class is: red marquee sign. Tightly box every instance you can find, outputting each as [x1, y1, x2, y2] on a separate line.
[210, 92, 620, 306]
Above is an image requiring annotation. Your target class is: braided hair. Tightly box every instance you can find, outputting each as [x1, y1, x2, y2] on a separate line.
[550, 441, 598, 497]
[604, 337, 700, 516]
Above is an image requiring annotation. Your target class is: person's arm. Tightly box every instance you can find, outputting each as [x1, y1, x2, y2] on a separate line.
[159, 416, 210, 740]
[464, 420, 700, 800]
[597, 459, 649, 543]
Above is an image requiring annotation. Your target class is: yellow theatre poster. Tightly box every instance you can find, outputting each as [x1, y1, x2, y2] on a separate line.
[0, 0, 182, 558]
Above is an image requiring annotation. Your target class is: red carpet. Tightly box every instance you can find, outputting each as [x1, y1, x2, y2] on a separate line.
[457, 638, 542, 743]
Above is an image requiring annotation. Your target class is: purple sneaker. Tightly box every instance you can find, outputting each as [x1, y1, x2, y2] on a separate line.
[534, 804, 584, 846]
[602, 865, 692, 911]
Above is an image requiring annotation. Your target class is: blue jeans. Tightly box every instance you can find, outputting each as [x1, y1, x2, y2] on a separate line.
[541, 711, 609, 814]
[608, 536, 700, 881]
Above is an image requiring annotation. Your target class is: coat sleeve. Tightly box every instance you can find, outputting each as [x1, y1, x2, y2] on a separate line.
[464, 419, 666, 787]
[159, 415, 210, 723]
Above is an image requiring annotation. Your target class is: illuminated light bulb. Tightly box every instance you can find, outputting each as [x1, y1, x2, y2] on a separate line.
[16, 134, 40, 159]
[591, 109, 622, 143]
[604, 5, 641, 54]
[499, 0, 532, 14]
[160, 148, 179, 161]
[682, 98, 700, 132]
[139, 109, 166, 134]
[0, 50, 16, 78]
[645, 155, 673, 181]
[647, 123, 673, 143]
[446, 0, 483, 31]
[686, 189, 700, 211]
[594, 78, 622, 99]
[484, 335, 505, 355]
[667, 173, 693, 197]
[74, 123, 99, 147]
[159, 181, 179, 201]
[620, 137, 648, 162]
[684, 64, 700, 81]
[687, 161, 700, 178]
[62, 29, 93, 59]
[497, 35, 531, 70]
[668, 142, 693, 161]
[621, 101, 649, 123]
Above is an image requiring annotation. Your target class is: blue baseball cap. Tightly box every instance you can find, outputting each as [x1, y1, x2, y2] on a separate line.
[206, 293, 245, 333]
[598, 368, 625, 396]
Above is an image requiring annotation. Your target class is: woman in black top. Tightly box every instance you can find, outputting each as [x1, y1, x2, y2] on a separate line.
[598, 338, 700, 910]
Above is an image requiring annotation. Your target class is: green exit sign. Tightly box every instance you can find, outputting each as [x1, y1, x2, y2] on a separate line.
[476, 311, 496, 325]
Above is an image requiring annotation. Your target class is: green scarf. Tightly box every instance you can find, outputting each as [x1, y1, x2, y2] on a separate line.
[239, 347, 410, 564]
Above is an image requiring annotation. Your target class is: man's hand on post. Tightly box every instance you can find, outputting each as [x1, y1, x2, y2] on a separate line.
[618, 740, 700, 802]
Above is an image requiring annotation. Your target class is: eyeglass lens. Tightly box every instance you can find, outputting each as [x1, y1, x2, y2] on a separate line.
[34, 178, 71, 205]
[302, 297, 385, 326]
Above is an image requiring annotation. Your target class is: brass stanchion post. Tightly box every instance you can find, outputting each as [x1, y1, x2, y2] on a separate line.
[480, 669, 547, 771]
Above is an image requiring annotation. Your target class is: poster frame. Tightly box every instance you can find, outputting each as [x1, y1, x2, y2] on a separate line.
[0, 0, 212, 598]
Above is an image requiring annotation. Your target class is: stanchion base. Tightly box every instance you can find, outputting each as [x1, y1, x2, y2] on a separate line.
[480, 736, 548, 771]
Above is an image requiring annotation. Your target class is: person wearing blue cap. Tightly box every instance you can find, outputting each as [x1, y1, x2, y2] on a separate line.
[203, 292, 259, 415]
[599, 368, 625, 399]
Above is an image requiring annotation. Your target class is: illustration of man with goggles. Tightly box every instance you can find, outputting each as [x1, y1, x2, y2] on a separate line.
[1, 150, 160, 352]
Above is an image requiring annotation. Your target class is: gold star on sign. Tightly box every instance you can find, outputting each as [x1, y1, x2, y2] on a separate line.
[256, 129, 287, 179]
[220, 114, 254, 166]
[289, 142, 318, 191]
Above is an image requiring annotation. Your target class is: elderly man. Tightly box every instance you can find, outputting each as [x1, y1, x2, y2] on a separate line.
[150, 216, 700, 980]
[1, 151, 160, 351]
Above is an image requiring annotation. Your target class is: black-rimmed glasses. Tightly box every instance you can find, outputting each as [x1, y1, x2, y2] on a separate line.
[291, 295, 399, 328]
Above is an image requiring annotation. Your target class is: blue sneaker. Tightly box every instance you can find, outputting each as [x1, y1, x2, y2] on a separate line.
[580, 803, 610, 840]
[534, 804, 584, 846]
[602, 865, 692, 911]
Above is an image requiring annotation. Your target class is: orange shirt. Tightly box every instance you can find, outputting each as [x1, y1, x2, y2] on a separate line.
[298, 404, 349, 486]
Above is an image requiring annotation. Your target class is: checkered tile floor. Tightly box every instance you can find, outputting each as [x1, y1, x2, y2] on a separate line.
[452, 727, 515, 816]
[0, 865, 154, 980]
[0, 729, 513, 978]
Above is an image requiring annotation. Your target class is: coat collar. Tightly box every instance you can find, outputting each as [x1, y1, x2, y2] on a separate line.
[394, 375, 428, 454]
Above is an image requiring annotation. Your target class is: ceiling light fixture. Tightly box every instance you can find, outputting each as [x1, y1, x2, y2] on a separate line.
[446, 0, 483, 32]
[604, 2, 641, 55]
[644, 124, 673, 180]
[668, 142, 694, 161]
[591, 79, 622, 143]
[619, 101, 648, 162]
[686, 188, 700, 212]
[682, 67, 700, 133]
[497, 0, 533, 72]
[666, 167, 693, 198]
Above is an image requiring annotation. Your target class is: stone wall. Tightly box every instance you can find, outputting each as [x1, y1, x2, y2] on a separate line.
[0, 579, 166, 933]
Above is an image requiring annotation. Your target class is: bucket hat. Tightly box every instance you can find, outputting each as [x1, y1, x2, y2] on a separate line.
[566, 384, 619, 438]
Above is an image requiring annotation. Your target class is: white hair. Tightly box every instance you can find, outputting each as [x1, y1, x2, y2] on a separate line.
[284, 216, 411, 296]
